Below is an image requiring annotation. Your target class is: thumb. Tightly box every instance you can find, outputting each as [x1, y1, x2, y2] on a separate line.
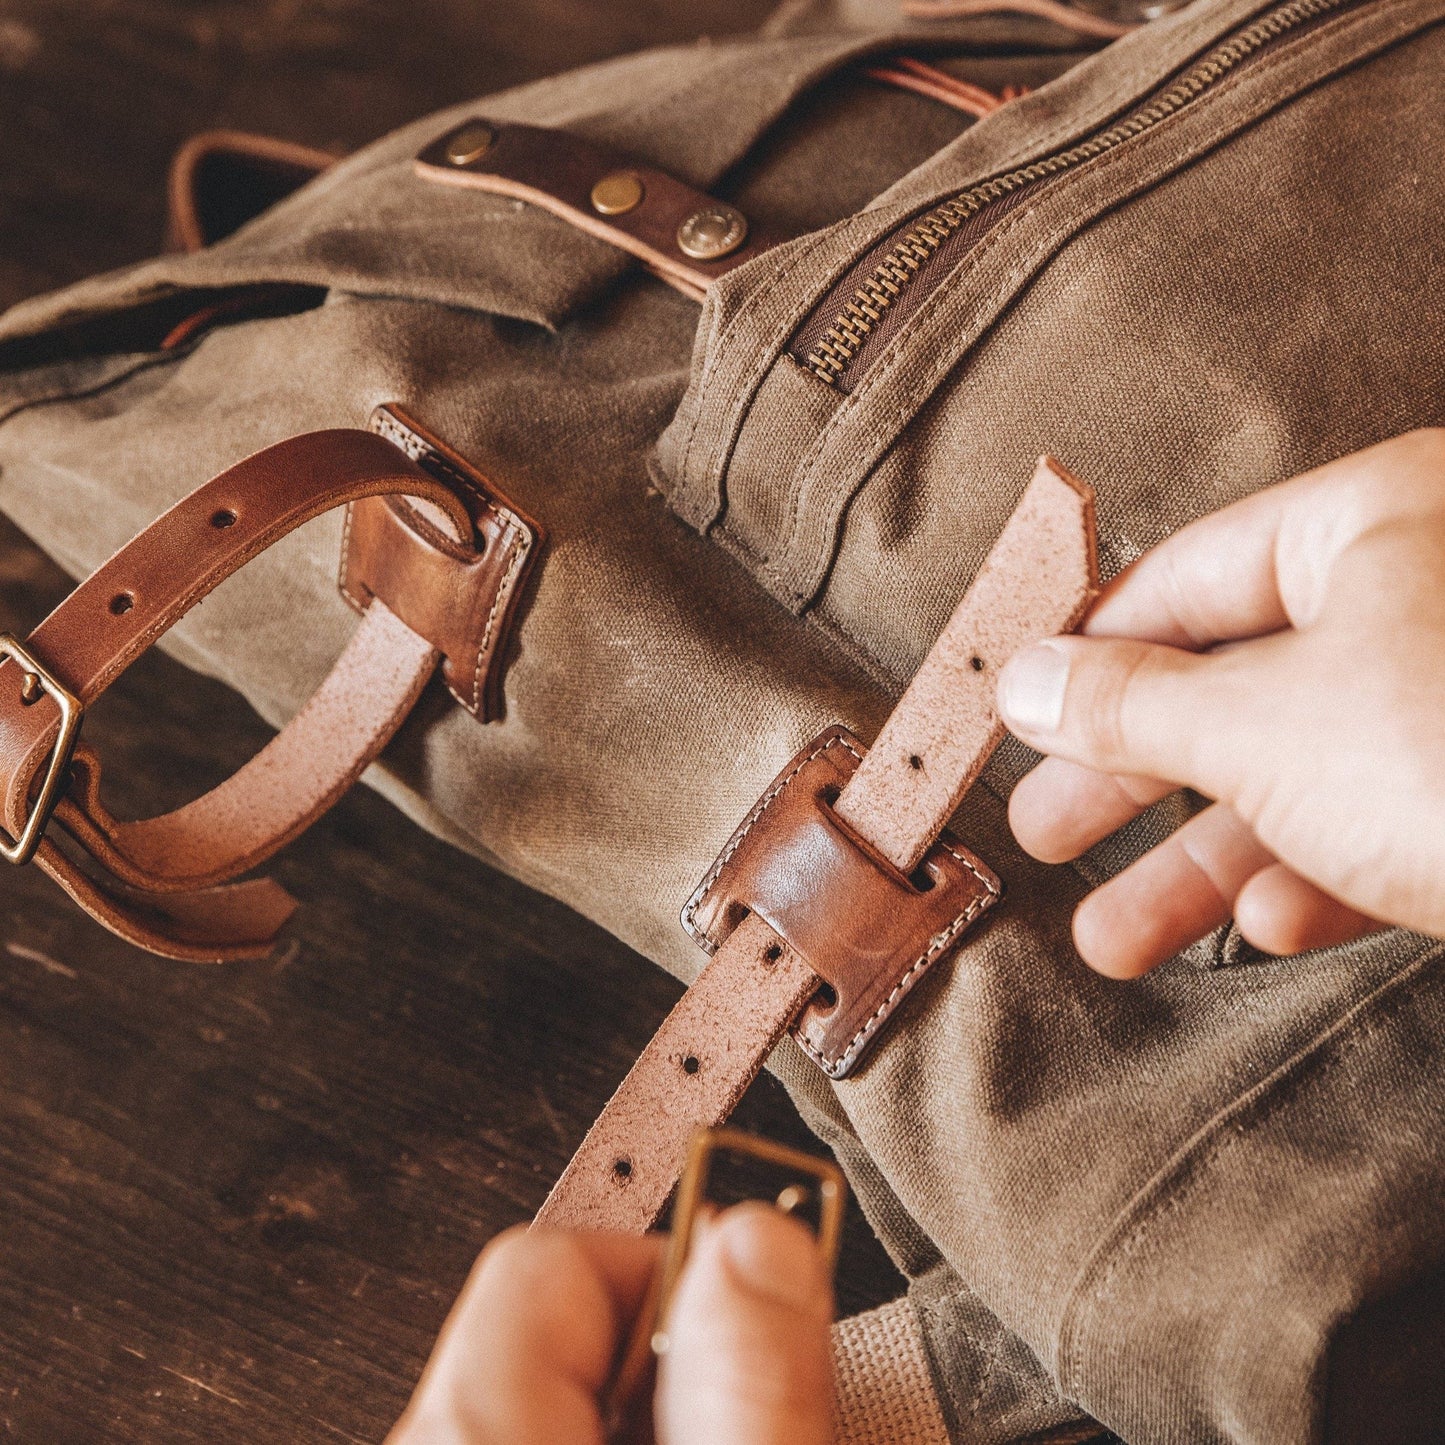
[997, 634, 1259, 796]
[655, 1203, 836, 1445]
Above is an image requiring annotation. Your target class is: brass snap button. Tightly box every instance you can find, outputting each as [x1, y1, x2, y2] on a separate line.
[591, 170, 645, 216]
[446, 122, 497, 167]
[676, 204, 749, 261]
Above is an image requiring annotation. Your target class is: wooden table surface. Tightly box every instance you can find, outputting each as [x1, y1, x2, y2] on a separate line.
[0, 4, 905, 1439]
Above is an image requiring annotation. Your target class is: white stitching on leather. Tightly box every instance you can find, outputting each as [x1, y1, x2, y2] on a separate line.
[369, 408, 530, 717]
[337, 500, 358, 607]
[683, 730, 863, 948]
[683, 726, 1002, 1074]
[473, 523, 530, 711]
[792, 852, 998, 1078]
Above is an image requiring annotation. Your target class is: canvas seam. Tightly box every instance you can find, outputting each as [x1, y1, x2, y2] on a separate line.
[671, 0, 1275, 520]
[1055, 938, 1445, 1394]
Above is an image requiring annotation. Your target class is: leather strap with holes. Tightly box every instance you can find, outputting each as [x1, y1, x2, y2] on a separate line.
[0, 407, 538, 961]
[536, 457, 1097, 1231]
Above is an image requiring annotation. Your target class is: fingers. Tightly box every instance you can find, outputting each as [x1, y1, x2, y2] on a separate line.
[1084, 428, 1445, 646]
[1009, 756, 1174, 864]
[1235, 864, 1380, 956]
[1072, 802, 1276, 977]
[388, 1226, 662, 1445]
[657, 1203, 836, 1445]
[1065, 808, 1380, 976]
[997, 634, 1262, 796]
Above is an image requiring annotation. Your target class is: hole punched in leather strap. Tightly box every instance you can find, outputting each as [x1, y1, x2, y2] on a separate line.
[683, 725, 1001, 1079]
[0, 407, 538, 962]
[415, 120, 779, 302]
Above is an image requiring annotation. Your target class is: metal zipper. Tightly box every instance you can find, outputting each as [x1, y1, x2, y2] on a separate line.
[791, 0, 1361, 391]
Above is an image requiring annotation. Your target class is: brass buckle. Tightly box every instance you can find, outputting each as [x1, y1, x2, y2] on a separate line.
[605, 1127, 846, 1438]
[0, 634, 82, 866]
[658, 1127, 846, 1318]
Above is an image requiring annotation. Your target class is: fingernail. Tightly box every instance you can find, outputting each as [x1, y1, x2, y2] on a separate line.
[712, 1203, 825, 1315]
[998, 642, 1071, 735]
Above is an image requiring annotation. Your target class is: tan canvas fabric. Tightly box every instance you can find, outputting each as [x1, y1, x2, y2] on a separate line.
[1, 0, 1443, 1439]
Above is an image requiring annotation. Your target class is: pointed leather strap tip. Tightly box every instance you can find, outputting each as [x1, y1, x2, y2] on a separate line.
[36, 840, 297, 963]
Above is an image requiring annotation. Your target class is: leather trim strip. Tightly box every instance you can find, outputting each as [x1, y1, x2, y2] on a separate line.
[167, 129, 339, 254]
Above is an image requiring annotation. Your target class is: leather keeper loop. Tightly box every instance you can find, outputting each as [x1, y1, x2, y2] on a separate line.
[682, 725, 1001, 1079]
[342, 406, 541, 721]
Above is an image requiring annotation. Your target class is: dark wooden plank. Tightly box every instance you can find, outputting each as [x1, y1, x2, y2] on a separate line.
[0, 3, 904, 1438]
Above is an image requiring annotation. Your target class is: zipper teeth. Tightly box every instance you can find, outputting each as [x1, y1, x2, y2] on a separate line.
[804, 0, 1348, 386]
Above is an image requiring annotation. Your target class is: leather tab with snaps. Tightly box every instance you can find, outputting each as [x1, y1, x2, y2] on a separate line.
[415, 120, 778, 301]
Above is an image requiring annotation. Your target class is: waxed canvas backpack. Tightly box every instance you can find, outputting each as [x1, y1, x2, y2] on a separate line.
[0, 0, 1442, 1438]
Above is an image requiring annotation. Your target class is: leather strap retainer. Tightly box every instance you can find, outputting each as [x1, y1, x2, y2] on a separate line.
[683, 725, 1001, 1079]
[345, 406, 541, 722]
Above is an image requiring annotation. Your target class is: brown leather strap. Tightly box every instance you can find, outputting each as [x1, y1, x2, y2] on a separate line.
[537, 913, 818, 1230]
[415, 122, 779, 302]
[834, 462, 1098, 872]
[536, 457, 1098, 1231]
[167, 129, 339, 253]
[2, 413, 532, 961]
[682, 725, 1002, 1079]
[51, 603, 437, 894]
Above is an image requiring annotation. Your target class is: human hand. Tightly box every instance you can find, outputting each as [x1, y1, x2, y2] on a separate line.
[996, 429, 1445, 977]
[387, 1203, 836, 1445]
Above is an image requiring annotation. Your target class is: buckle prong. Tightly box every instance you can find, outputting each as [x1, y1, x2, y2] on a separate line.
[0, 634, 82, 865]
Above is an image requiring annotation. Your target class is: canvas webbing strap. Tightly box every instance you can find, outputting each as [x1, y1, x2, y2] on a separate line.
[537, 457, 1098, 1231]
[832, 1298, 1120, 1445]
[0, 406, 536, 961]
[833, 1298, 953, 1445]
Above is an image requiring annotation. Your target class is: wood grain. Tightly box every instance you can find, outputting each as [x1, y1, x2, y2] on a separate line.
[0, 2, 903, 1439]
